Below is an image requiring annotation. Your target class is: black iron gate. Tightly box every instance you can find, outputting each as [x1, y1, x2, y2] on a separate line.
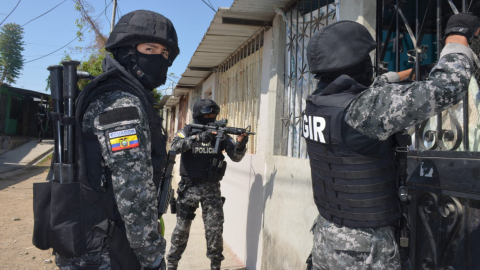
[376, 0, 480, 269]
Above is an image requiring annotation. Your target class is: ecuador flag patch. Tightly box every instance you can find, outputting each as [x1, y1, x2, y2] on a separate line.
[109, 128, 140, 152]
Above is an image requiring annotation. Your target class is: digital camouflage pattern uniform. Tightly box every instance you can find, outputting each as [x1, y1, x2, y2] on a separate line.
[308, 42, 475, 270]
[167, 127, 246, 270]
[55, 90, 166, 269]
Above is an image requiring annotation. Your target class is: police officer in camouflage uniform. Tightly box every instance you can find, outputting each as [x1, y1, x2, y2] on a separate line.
[304, 13, 480, 270]
[167, 99, 248, 270]
[54, 10, 180, 270]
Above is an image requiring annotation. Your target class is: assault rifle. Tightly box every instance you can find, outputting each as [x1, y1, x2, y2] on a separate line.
[190, 119, 256, 153]
[158, 150, 176, 218]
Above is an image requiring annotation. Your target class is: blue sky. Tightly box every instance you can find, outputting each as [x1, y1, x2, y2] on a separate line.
[1, 0, 234, 94]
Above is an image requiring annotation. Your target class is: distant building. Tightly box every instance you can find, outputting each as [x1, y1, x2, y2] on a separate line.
[0, 84, 50, 137]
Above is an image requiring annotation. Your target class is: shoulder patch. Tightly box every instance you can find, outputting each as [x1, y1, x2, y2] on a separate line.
[176, 131, 186, 138]
[109, 128, 140, 151]
[99, 107, 140, 126]
[229, 137, 235, 144]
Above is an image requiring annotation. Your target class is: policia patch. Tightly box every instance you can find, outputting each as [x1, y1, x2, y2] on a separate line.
[302, 114, 330, 144]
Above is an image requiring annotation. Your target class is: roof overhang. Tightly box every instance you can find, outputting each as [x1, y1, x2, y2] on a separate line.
[1, 84, 51, 100]
[177, 1, 292, 89]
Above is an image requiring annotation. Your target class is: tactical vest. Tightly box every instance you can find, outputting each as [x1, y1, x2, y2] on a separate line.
[179, 125, 225, 179]
[32, 55, 166, 270]
[304, 76, 400, 229]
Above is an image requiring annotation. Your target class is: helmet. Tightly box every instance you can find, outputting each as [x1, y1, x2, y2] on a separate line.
[193, 99, 220, 120]
[307, 21, 376, 74]
[105, 10, 180, 66]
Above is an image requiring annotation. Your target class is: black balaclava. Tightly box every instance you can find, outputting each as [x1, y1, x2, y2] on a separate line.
[115, 46, 169, 90]
[316, 55, 374, 88]
[192, 99, 220, 125]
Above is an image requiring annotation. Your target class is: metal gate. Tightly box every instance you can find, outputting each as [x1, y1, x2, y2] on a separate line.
[376, 0, 480, 269]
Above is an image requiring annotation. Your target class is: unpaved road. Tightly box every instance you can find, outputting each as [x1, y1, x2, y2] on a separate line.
[0, 157, 245, 270]
[0, 159, 57, 270]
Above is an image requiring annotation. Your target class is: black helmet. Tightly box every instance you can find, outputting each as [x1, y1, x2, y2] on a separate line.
[105, 10, 180, 66]
[307, 21, 376, 74]
[193, 99, 220, 120]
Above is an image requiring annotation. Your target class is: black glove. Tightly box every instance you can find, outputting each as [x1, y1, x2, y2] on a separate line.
[237, 135, 248, 148]
[197, 131, 213, 143]
[445, 12, 480, 40]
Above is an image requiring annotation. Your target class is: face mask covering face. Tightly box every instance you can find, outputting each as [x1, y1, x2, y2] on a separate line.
[135, 50, 169, 89]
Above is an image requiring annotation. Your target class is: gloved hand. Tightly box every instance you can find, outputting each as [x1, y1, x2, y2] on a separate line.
[236, 133, 249, 148]
[197, 131, 213, 143]
[445, 12, 480, 40]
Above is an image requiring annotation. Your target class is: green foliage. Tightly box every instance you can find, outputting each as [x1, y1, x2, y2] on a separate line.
[152, 88, 163, 114]
[0, 23, 25, 84]
[77, 49, 107, 90]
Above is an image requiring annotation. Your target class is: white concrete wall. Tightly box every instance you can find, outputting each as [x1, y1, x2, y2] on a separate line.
[221, 26, 273, 270]
[202, 73, 216, 99]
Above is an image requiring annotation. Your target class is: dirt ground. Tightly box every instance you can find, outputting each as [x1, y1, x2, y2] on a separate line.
[0, 158, 57, 270]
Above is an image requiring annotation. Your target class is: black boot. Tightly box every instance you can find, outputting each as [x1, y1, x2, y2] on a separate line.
[211, 260, 221, 270]
[167, 261, 178, 270]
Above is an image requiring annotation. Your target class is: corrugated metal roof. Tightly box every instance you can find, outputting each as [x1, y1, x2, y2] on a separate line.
[175, 0, 292, 91]
[230, 0, 293, 13]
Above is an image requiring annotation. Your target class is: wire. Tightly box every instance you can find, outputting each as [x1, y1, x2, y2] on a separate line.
[201, 0, 215, 12]
[104, 0, 109, 23]
[22, 0, 67, 27]
[0, 0, 22, 27]
[207, 0, 215, 10]
[25, 0, 113, 64]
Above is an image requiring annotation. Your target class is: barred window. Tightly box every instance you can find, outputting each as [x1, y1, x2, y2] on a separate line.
[279, 1, 337, 158]
[215, 29, 265, 154]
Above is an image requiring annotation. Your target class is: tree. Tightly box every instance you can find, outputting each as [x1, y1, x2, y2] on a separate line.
[0, 23, 24, 84]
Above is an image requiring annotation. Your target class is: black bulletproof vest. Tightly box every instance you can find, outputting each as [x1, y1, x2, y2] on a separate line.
[179, 125, 225, 179]
[304, 76, 400, 228]
[74, 55, 166, 268]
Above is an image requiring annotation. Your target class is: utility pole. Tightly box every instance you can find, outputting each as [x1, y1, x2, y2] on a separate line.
[110, 0, 117, 34]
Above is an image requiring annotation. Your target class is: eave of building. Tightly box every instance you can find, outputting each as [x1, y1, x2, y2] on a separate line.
[174, 0, 292, 94]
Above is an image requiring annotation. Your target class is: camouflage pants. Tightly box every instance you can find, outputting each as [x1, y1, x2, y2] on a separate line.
[55, 251, 111, 270]
[167, 179, 225, 267]
[309, 215, 401, 270]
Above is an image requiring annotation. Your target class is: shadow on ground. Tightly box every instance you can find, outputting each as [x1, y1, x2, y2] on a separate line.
[0, 166, 49, 192]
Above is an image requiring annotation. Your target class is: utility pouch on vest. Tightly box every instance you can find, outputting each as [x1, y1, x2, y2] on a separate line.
[32, 181, 85, 257]
[207, 158, 227, 182]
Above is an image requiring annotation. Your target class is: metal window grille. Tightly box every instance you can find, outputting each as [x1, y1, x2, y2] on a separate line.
[280, 1, 337, 158]
[375, 0, 480, 152]
[215, 29, 265, 154]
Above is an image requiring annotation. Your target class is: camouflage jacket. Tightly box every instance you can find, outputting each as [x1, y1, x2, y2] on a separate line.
[346, 42, 475, 141]
[82, 90, 165, 268]
[171, 126, 246, 162]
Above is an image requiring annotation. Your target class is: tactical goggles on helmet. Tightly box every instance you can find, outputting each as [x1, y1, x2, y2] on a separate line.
[199, 105, 220, 115]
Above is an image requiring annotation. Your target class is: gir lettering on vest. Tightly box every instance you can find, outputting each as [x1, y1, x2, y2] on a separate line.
[302, 114, 329, 144]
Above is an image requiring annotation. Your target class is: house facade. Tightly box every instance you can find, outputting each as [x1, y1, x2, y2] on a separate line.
[162, 0, 480, 269]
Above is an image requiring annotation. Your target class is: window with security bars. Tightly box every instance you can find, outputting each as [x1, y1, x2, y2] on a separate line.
[215, 29, 265, 155]
[279, 1, 337, 158]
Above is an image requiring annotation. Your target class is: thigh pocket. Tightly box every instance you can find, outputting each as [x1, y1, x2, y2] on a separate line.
[329, 227, 373, 254]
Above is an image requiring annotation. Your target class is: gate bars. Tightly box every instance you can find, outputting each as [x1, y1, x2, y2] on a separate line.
[376, 0, 480, 152]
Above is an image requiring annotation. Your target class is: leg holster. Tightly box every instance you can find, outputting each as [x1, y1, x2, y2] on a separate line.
[177, 203, 197, 220]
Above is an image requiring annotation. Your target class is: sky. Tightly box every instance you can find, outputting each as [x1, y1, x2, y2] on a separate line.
[0, 0, 234, 95]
